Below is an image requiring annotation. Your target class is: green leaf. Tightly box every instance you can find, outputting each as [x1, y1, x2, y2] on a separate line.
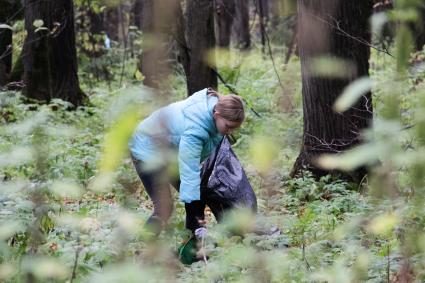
[248, 135, 279, 174]
[316, 143, 384, 171]
[33, 19, 44, 28]
[334, 77, 372, 113]
[368, 213, 399, 236]
[35, 27, 49, 33]
[0, 24, 13, 30]
[0, 179, 30, 195]
[396, 24, 414, 73]
[0, 147, 33, 168]
[309, 56, 356, 79]
[22, 257, 68, 280]
[370, 12, 388, 37]
[0, 264, 16, 281]
[50, 180, 84, 199]
[99, 107, 142, 172]
[389, 8, 418, 22]
[0, 221, 24, 241]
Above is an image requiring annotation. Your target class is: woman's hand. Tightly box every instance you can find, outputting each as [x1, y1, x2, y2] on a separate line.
[194, 227, 208, 239]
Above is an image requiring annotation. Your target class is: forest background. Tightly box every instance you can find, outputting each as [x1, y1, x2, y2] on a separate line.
[1, 0, 425, 282]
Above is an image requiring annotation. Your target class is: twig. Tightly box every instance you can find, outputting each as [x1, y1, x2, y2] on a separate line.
[257, 0, 266, 54]
[70, 238, 81, 283]
[201, 237, 208, 265]
[311, 12, 394, 58]
[119, 5, 128, 86]
[284, 22, 297, 66]
[263, 25, 292, 108]
[211, 64, 262, 118]
[387, 242, 390, 283]
[302, 242, 312, 272]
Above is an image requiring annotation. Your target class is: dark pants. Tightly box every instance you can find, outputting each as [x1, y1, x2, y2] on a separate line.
[132, 157, 205, 234]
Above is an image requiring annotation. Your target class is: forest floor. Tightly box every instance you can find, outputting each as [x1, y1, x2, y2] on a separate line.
[1, 48, 425, 282]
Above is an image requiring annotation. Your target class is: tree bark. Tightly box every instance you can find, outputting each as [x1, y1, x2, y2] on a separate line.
[232, 0, 251, 49]
[0, 0, 21, 87]
[138, 0, 184, 89]
[258, 0, 269, 21]
[0, 25, 12, 87]
[187, 0, 217, 95]
[105, 7, 119, 42]
[23, 0, 85, 107]
[133, 0, 143, 29]
[414, 5, 425, 51]
[174, 2, 190, 82]
[258, 0, 268, 53]
[291, 0, 373, 182]
[215, 0, 235, 48]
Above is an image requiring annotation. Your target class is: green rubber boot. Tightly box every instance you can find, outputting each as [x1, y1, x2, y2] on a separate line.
[178, 236, 198, 265]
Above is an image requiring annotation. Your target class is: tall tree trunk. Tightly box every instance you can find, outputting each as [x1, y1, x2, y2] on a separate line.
[105, 7, 119, 42]
[284, 18, 298, 65]
[215, 0, 235, 48]
[258, 0, 268, 53]
[117, 4, 127, 46]
[174, 2, 190, 82]
[138, 0, 183, 89]
[258, 0, 269, 21]
[0, 0, 18, 87]
[291, 0, 373, 182]
[187, 0, 217, 95]
[133, 0, 143, 29]
[23, 0, 85, 107]
[232, 0, 251, 49]
[414, 5, 425, 51]
[0, 26, 12, 87]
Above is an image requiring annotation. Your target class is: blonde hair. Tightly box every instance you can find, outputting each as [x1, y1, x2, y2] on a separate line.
[208, 88, 245, 123]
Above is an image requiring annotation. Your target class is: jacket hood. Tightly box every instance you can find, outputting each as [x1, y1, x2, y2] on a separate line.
[183, 88, 219, 136]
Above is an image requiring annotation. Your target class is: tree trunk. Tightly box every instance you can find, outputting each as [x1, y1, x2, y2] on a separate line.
[23, 0, 85, 107]
[138, 0, 183, 89]
[117, 4, 127, 46]
[414, 5, 425, 51]
[0, 0, 18, 87]
[174, 2, 190, 82]
[215, 0, 235, 48]
[105, 7, 119, 42]
[258, 0, 268, 53]
[291, 0, 373, 182]
[187, 0, 217, 95]
[258, 0, 269, 21]
[284, 18, 297, 65]
[0, 26, 12, 87]
[133, 0, 143, 29]
[232, 0, 251, 49]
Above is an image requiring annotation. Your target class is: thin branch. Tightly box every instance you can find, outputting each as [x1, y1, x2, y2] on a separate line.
[212, 68, 262, 117]
[311, 13, 394, 58]
[70, 238, 81, 283]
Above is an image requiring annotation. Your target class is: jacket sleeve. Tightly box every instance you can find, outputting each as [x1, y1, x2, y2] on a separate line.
[178, 130, 205, 203]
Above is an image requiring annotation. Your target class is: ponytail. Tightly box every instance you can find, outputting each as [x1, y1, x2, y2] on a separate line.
[208, 88, 245, 123]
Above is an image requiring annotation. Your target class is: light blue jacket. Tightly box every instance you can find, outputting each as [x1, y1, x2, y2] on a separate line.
[129, 88, 223, 203]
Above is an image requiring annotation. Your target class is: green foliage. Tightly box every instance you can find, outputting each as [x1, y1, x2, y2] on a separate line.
[2, 3, 425, 281]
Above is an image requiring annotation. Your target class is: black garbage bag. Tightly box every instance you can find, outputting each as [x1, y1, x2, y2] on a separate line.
[200, 136, 257, 222]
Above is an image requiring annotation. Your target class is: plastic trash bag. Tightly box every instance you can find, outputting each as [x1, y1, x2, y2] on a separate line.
[200, 136, 257, 222]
